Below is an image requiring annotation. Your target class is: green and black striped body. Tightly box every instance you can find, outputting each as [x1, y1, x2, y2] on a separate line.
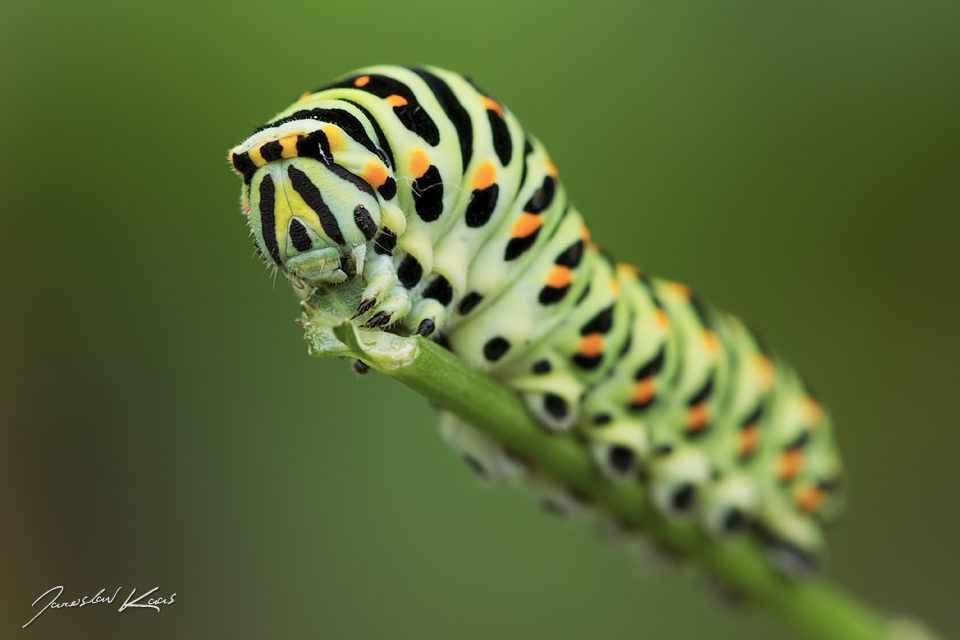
[228, 65, 845, 573]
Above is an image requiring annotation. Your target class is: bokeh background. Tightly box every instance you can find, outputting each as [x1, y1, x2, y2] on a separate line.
[2, 1, 958, 638]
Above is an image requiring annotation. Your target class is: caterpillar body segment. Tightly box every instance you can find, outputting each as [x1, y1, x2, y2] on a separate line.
[228, 65, 846, 574]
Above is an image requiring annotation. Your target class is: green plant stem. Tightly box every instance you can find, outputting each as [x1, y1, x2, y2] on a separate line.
[304, 315, 933, 640]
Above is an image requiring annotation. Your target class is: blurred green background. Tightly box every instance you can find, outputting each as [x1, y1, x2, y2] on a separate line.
[2, 1, 958, 638]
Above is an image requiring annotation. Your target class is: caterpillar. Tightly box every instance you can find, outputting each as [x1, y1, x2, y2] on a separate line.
[227, 65, 845, 575]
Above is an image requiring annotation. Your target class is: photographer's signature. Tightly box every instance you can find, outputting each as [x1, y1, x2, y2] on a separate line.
[23, 586, 176, 628]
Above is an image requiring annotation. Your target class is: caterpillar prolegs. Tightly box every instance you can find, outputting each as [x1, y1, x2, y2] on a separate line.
[227, 65, 845, 575]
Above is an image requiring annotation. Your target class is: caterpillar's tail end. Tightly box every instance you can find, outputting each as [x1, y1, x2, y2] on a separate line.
[767, 540, 819, 577]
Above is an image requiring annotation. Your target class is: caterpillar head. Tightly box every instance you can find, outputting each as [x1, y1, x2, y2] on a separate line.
[228, 121, 403, 296]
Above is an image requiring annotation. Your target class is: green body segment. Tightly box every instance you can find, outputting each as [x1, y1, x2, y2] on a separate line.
[228, 65, 845, 573]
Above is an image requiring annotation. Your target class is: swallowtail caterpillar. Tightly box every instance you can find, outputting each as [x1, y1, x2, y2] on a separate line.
[227, 65, 845, 576]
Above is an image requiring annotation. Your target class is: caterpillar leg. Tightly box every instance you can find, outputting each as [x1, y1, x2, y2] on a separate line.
[585, 420, 649, 482]
[520, 387, 581, 433]
[699, 472, 760, 537]
[439, 411, 528, 483]
[605, 522, 685, 574]
[352, 359, 373, 375]
[521, 473, 589, 521]
[360, 282, 411, 329]
[354, 254, 399, 318]
[499, 354, 585, 434]
[755, 503, 824, 577]
[405, 298, 447, 337]
[647, 444, 712, 518]
[441, 413, 587, 520]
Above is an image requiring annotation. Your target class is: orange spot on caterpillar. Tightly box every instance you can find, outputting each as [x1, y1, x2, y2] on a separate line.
[739, 424, 760, 457]
[472, 162, 497, 190]
[354, 75, 370, 87]
[655, 309, 670, 330]
[546, 266, 572, 288]
[279, 135, 300, 159]
[545, 158, 558, 178]
[580, 225, 591, 243]
[385, 94, 408, 108]
[806, 397, 824, 423]
[480, 96, 503, 117]
[362, 163, 388, 188]
[240, 199, 250, 216]
[616, 263, 641, 279]
[409, 149, 430, 178]
[687, 404, 708, 432]
[299, 91, 311, 100]
[512, 213, 542, 238]
[631, 378, 656, 405]
[778, 449, 803, 482]
[794, 483, 824, 513]
[667, 282, 691, 299]
[703, 330, 720, 359]
[610, 277, 621, 297]
[579, 334, 604, 357]
[755, 355, 775, 386]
